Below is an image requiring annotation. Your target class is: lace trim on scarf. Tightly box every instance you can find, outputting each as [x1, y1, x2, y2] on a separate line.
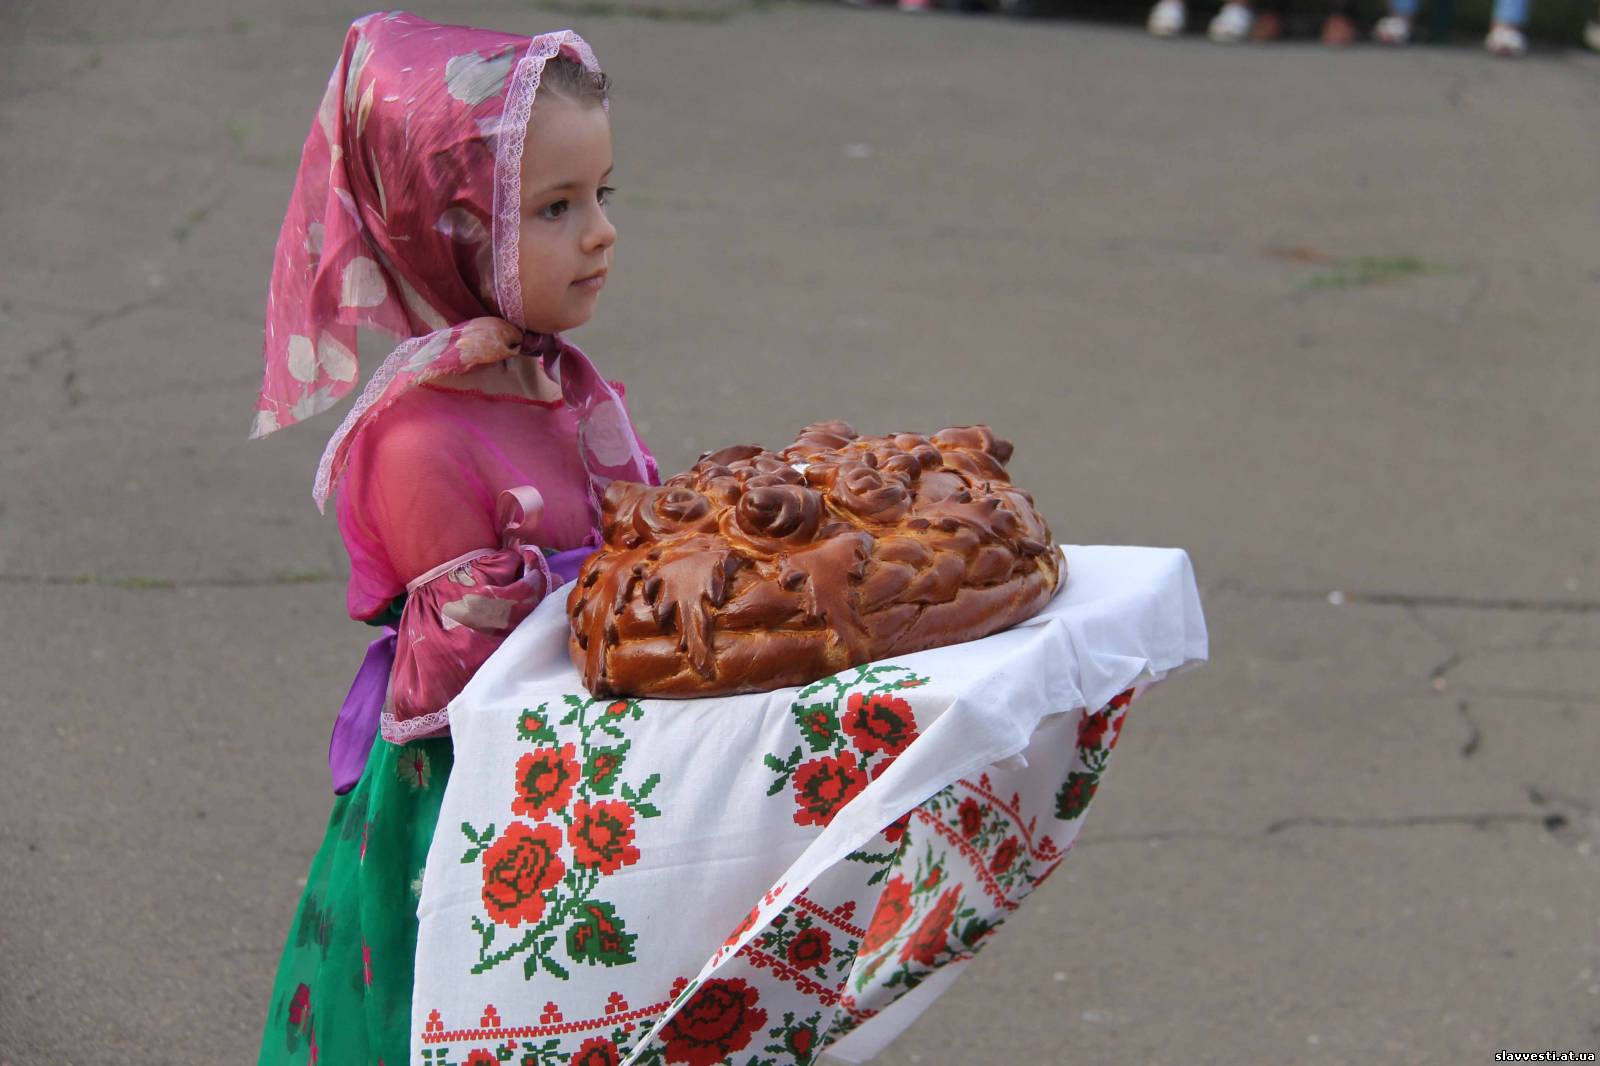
[312, 331, 444, 511]
[491, 32, 604, 329]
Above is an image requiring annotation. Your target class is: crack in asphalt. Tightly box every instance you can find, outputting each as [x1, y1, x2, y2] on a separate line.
[13, 295, 166, 374]
[1077, 809, 1560, 848]
[1456, 699, 1482, 758]
[1215, 581, 1600, 615]
[1263, 811, 1549, 834]
[0, 571, 337, 590]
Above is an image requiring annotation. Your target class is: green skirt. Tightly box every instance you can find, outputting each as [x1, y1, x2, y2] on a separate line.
[258, 737, 452, 1065]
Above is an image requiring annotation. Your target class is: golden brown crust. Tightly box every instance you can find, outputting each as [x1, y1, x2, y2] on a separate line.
[566, 422, 1064, 697]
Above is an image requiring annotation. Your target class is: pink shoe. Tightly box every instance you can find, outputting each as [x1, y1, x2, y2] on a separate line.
[897, 0, 935, 11]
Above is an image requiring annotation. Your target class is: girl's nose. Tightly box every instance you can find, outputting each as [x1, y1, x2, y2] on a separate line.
[583, 209, 616, 255]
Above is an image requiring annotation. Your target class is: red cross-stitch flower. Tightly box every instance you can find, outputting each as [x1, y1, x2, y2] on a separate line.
[990, 836, 1019, 874]
[861, 875, 912, 955]
[787, 1026, 816, 1058]
[900, 885, 961, 967]
[1079, 708, 1113, 750]
[1108, 708, 1129, 750]
[570, 1036, 621, 1066]
[511, 744, 579, 819]
[843, 692, 919, 755]
[787, 926, 832, 969]
[568, 800, 640, 875]
[882, 808, 912, 844]
[480, 822, 565, 927]
[957, 796, 984, 839]
[791, 751, 867, 828]
[659, 978, 768, 1066]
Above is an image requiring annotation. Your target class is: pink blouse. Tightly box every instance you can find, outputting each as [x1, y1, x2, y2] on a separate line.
[333, 380, 645, 743]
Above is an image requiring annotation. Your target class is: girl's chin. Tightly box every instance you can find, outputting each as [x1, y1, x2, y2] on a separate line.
[523, 300, 598, 334]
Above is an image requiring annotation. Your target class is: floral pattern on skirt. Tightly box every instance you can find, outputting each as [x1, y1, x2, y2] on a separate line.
[258, 736, 453, 1065]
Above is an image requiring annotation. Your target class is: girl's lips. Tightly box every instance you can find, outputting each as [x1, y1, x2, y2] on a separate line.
[572, 272, 606, 292]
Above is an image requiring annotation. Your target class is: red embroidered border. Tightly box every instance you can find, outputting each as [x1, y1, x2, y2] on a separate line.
[420, 998, 671, 1044]
[794, 893, 867, 941]
[736, 942, 844, 1007]
[957, 778, 1061, 862]
[913, 808, 1018, 912]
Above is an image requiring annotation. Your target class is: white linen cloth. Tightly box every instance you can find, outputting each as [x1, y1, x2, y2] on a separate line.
[413, 546, 1208, 1065]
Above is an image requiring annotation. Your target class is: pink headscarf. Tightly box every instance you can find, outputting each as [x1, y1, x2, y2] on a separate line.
[252, 11, 655, 514]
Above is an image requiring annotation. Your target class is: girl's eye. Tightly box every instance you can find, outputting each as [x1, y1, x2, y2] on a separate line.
[597, 185, 615, 207]
[539, 199, 569, 221]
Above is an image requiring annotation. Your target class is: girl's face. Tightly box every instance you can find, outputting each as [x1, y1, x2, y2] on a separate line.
[517, 96, 616, 333]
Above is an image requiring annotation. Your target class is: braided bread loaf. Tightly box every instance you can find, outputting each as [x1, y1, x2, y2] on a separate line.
[566, 421, 1062, 697]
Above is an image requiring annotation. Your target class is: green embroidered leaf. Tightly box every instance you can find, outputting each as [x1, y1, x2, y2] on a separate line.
[845, 849, 897, 866]
[766, 776, 788, 797]
[584, 743, 630, 795]
[460, 821, 495, 863]
[515, 705, 558, 743]
[762, 753, 790, 774]
[635, 771, 661, 799]
[1054, 770, 1101, 821]
[541, 952, 571, 980]
[635, 801, 661, 818]
[958, 916, 997, 948]
[791, 701, 840, 752]
[565, 900, 638, 967]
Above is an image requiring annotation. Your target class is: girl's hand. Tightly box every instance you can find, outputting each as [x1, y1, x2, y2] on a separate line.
[457, 317, 525, 367]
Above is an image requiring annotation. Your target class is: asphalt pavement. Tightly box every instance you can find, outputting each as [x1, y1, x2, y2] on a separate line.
[3, 1, 1599, 1062]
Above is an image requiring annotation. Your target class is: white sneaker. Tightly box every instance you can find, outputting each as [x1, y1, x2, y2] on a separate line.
[1372, 14, 1412, 43]
[1207, 2, 1254, 42]
[1147, 0, 1187, 37]
[1586, 18, 1600, 50]
[1484, 23, 1527, 55]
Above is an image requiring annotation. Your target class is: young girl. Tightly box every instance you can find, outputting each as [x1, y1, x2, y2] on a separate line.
[250, 14, 655, 1063]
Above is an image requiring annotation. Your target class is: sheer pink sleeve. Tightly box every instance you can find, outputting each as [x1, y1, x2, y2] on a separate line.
[335, 397, 568, 742]
[337, 411, 501, 620]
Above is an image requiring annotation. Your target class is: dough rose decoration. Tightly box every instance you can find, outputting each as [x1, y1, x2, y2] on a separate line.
[567, 422, 1064, 697]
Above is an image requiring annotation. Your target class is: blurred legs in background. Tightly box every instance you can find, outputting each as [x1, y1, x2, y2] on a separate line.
[1146, 0, 1257, 41]
[1249, 0, 1358, 45]
[1375, 0, 1530, 54]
